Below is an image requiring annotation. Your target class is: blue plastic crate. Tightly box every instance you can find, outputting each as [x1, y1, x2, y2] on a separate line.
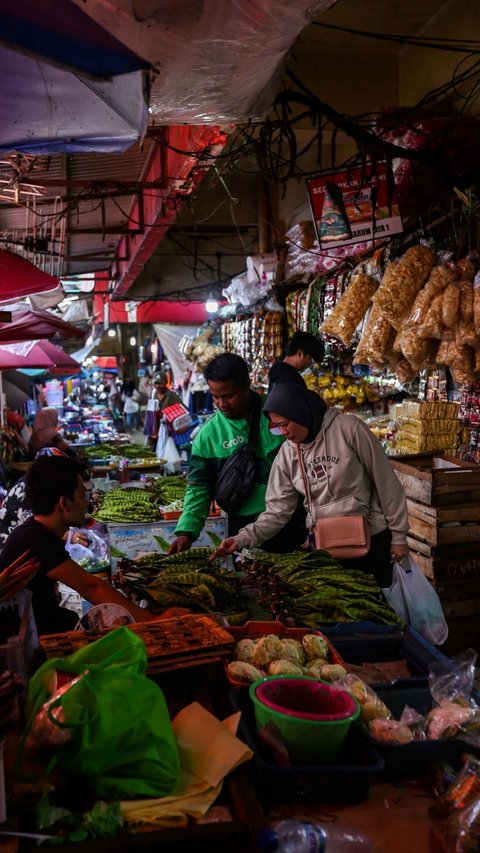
[320, 621, 451, 684]
[230, 688, 384, 804]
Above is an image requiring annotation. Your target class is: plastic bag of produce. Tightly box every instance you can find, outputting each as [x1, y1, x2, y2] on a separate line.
[382, 557, 448, 645]
[21, 627, 180, 799]
[65, 528, 109, 570]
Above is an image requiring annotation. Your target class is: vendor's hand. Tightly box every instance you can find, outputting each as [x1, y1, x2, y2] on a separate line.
[218, 537, 238, 555]
[168, 535, 193, 555]
[391, 544, 409, 562]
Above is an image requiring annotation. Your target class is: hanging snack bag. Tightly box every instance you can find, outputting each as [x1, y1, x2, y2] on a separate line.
[459, 277, 474, 322]
[417, 292, 445, 340]
[441, 281, 461, 329]
[320, 269, 379, 346]
[474, 271, 480, 336]
[373, 244, 435, 329]
[410, 264, 454, 325]
[353, 302, 395, 368]
[395, 358, 418, 384]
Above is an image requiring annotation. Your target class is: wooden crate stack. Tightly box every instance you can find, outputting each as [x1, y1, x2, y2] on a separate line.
[390, 453, 480, 655]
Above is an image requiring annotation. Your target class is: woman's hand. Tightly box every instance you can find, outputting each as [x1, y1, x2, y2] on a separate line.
[218, 537, 238, 555]
[391, 543, 409, 562]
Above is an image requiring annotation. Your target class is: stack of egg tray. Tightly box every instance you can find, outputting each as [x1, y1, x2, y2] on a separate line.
[39, 614, 234, 675]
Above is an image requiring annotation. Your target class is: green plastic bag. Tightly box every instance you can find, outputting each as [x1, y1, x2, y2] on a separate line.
[23, 627, 180, 800]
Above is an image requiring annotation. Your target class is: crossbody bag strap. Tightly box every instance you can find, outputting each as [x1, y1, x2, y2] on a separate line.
[248, 391, 262, 445]
[295, 443, 315, 527]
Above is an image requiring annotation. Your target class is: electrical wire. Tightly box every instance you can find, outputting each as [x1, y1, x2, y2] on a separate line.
[312, 22, 480, 53]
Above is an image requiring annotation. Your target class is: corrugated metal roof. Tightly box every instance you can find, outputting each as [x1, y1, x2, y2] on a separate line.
[0, 141, 155, 279]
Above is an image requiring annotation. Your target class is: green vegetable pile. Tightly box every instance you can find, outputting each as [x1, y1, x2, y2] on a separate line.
[115, 444, 158, 460]
[147, 475, 187, 505]
[93, 487, 161, 522]
[116, 548, 242, 614]
[84, 443, 158, 462]
[240, 549, 402, 627]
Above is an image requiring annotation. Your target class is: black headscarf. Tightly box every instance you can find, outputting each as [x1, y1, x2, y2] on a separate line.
[264, 382, 328, 443]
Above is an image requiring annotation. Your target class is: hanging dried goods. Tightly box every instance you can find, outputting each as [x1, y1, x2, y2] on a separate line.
[320, 270, 379, 345]
[373, 245, 435, 329]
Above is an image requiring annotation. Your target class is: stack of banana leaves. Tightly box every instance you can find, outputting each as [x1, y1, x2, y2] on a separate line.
[239, 549, 402, 627]
[115, 547, 244, 618]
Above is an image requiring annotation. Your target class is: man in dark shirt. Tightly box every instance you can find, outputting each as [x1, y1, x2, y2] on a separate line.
[0, 456, 170, 634]
[268, 331, 323, 392]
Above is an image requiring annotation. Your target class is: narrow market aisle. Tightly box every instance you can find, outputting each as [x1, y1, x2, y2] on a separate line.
[128, 427, 147, 445]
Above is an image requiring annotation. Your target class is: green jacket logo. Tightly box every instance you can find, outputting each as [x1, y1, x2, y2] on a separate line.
[222, 436, 245, 449]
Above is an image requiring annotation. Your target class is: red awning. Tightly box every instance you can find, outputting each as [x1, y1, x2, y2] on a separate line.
[0, 340, 80, 372]
[0, 251, 60, 301]
[0, 308, 84, 343]
[0, 342, 54, 370]
[36, 340, 81, 374]
[93, 356, 117, 370]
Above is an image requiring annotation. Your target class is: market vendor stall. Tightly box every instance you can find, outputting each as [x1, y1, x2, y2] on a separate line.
[2, 609, 479, 853]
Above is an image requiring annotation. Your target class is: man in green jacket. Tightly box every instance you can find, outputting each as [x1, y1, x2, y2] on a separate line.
[169, 353, 305, 554]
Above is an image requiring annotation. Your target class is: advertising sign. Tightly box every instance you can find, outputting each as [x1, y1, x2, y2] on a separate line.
[306, 162, 403, 250]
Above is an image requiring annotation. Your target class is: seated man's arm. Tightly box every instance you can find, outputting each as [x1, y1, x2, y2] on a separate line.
[48, 560, 159, 622]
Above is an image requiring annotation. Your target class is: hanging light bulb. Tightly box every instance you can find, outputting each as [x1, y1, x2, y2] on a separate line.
[107, 328, 116, 337]
[205, 294, 218, 314]
[130, 336, 137, 346]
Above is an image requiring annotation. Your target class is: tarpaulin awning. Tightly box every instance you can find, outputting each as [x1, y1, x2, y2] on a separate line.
[92, 357, 118, 371]
[0, 0, 150, 155]
[35, 341, 81, 375]
[0, 251, 60, 301]
[0, 340, 80, 373]
[0, 343, 54, 370]
[0, 309, 84, 343]
[0, 0, 150, 78]
[2, 378, 30, 409]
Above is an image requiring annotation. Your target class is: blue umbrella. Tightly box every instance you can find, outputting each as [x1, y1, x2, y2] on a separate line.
[0, 0, 150, 154]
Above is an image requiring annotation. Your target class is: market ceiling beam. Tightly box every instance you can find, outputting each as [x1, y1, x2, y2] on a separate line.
[110, 125, 230, 300]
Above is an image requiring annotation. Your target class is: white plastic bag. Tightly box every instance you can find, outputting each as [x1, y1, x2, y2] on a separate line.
[382, 556, 449, 646]
[156, 423, 181, 474]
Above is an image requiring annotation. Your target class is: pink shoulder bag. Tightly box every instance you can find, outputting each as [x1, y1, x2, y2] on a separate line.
[296, 444, 371, 559]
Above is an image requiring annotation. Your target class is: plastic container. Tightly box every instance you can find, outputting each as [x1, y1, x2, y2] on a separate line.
[230, 688, 384, 803]
[320, 622, 451, 684]
[249, 676, 360, 764]
[226, 621, 345, 688]
[255, 677, 358, 721]
[257, 819, 373, 852]
[365, 683, 480, 776]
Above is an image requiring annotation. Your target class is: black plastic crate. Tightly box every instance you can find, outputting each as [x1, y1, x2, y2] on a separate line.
[365, 683, 480, 777]
[230, 688, 384, 804]
[320, 622, 451, 683]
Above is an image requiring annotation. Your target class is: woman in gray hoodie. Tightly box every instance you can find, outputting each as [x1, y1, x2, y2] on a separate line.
[220, 383, 408, 586]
